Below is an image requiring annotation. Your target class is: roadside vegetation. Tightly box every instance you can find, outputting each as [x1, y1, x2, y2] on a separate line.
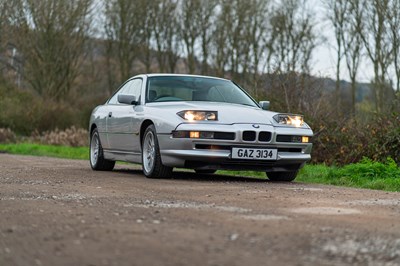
[0, 143, 88, 160]
[1, 142, 399, 192]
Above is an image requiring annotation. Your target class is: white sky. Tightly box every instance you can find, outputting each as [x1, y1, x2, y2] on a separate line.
[310, 0, 374, 83]
[312, 31, 374, 83]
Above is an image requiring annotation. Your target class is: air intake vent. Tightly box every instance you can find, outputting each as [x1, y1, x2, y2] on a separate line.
[214, 132, 235, 140]
[276, 135, 292, 142]
[242, 131, 256, 141]
[276, 135, 303, 143]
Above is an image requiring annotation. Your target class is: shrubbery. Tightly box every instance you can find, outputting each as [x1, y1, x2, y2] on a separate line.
[311, 113, 400, 165]
[0, 82, 103, 135]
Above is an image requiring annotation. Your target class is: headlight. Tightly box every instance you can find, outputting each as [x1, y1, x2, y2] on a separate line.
[273, 114, 304, 127]
[177, 110, 218, 121]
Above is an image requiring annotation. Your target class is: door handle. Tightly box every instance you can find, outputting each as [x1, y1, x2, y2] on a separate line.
[108, 112, 112, 117]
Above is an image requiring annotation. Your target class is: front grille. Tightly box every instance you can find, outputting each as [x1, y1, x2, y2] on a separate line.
[258, 131, 272, 142]
[242, 131, 256, 141]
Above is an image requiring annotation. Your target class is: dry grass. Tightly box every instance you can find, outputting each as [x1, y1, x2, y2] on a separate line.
[0, 128, 17, 143]
[0, 127, 88, 147]
[30, 126, 88, 147]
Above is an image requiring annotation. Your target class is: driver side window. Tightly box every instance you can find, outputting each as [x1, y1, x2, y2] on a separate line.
[108, 78, 143, 105]
[125, 79, 142, 100]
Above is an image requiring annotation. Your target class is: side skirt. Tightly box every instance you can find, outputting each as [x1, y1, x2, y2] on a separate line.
[103, 149, 142, 164]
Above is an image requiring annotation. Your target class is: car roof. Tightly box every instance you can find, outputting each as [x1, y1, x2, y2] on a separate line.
[144, 73, 230, 81]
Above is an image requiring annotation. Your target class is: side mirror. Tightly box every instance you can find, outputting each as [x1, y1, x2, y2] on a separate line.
[118, 94, 137, 105]
[259, 101, 270, 110]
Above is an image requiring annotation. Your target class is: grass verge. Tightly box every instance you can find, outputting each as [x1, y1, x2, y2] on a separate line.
[0, 143, 88, 160]
[1, 143, 399, 192]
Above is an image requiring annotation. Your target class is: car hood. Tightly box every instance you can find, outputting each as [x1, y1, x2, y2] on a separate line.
[146, 101, 278, 125]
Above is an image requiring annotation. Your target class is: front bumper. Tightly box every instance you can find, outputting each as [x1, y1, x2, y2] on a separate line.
[158, 123, 313, 172]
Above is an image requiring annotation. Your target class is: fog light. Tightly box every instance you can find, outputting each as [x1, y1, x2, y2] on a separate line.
[302, 136, 309, 143]
[190, 131, 200, 138]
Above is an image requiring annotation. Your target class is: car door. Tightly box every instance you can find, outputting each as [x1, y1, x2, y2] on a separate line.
[106, 78, 143, 153]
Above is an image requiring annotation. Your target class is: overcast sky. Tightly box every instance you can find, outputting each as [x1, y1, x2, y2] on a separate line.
[311, 0, 374, 83]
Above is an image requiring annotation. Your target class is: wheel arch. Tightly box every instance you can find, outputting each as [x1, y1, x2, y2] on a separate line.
[90, 123, 97, 135]
[140, 119, 154, 147]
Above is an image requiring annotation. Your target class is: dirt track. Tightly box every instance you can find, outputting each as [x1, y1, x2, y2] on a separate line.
[1, 154, 400, 266]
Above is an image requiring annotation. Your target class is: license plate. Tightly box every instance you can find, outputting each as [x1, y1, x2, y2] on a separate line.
[231, 147, 278, 160]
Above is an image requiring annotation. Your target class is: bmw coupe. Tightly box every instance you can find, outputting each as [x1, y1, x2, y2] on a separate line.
[89, 74, 313, 181]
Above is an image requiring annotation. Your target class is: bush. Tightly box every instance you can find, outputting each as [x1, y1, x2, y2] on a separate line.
[0, 83, 100, 134]
[310, 113, 400, 165]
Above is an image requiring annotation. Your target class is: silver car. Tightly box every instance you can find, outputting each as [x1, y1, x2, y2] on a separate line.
[89, 74, 313, 181]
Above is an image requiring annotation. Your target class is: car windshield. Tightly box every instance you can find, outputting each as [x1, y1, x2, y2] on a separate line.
[146, 76, 258, 107]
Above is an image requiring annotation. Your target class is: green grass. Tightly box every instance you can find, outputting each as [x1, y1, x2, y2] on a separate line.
[301, 158, 400, 192]
[1, 143, 400, 192]
[0, 143, 88, 160]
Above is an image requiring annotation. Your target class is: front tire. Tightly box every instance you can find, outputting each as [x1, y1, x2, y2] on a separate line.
[267, 171, 298, 182]
[90, 128, 115, 171]
[142, 124, 172, 178]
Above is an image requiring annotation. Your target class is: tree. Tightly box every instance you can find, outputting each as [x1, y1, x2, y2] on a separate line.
[139, 0, 156, 73]
[359, 0, 393, 112]
[0, 0, 10, 77]
[194, 0, 218, 75]
[342, 0, 363, 117]
[246, 0, 270, 98]
[269, 0, 316, 74]
[0, 0, 7, 47]
[104, 0, 143, 84]
[211, 1, 231, 77]
[210, 0, 263, 83]
[268, 0, 317, 112]
[387, 0, 400, 93]
[324, 0, 349, 109]
[13, 0, 92, 100]
[152, 0, 180, 73]
[225, 0, 248, 80]
[180, 0, 201, 74]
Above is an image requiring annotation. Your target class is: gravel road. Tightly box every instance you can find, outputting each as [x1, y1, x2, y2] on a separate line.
[1, 154, 400, 266]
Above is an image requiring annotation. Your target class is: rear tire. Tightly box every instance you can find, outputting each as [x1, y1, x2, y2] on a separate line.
[90, 128, 115, 171]
[142, 124, 172, 178]
[195, 169, 217, 174]
[267, 171, 298, 182]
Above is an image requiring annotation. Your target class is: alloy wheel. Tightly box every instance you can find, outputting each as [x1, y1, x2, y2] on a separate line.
[143, 131, 156, 173]
[90, 132, 99, 167]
